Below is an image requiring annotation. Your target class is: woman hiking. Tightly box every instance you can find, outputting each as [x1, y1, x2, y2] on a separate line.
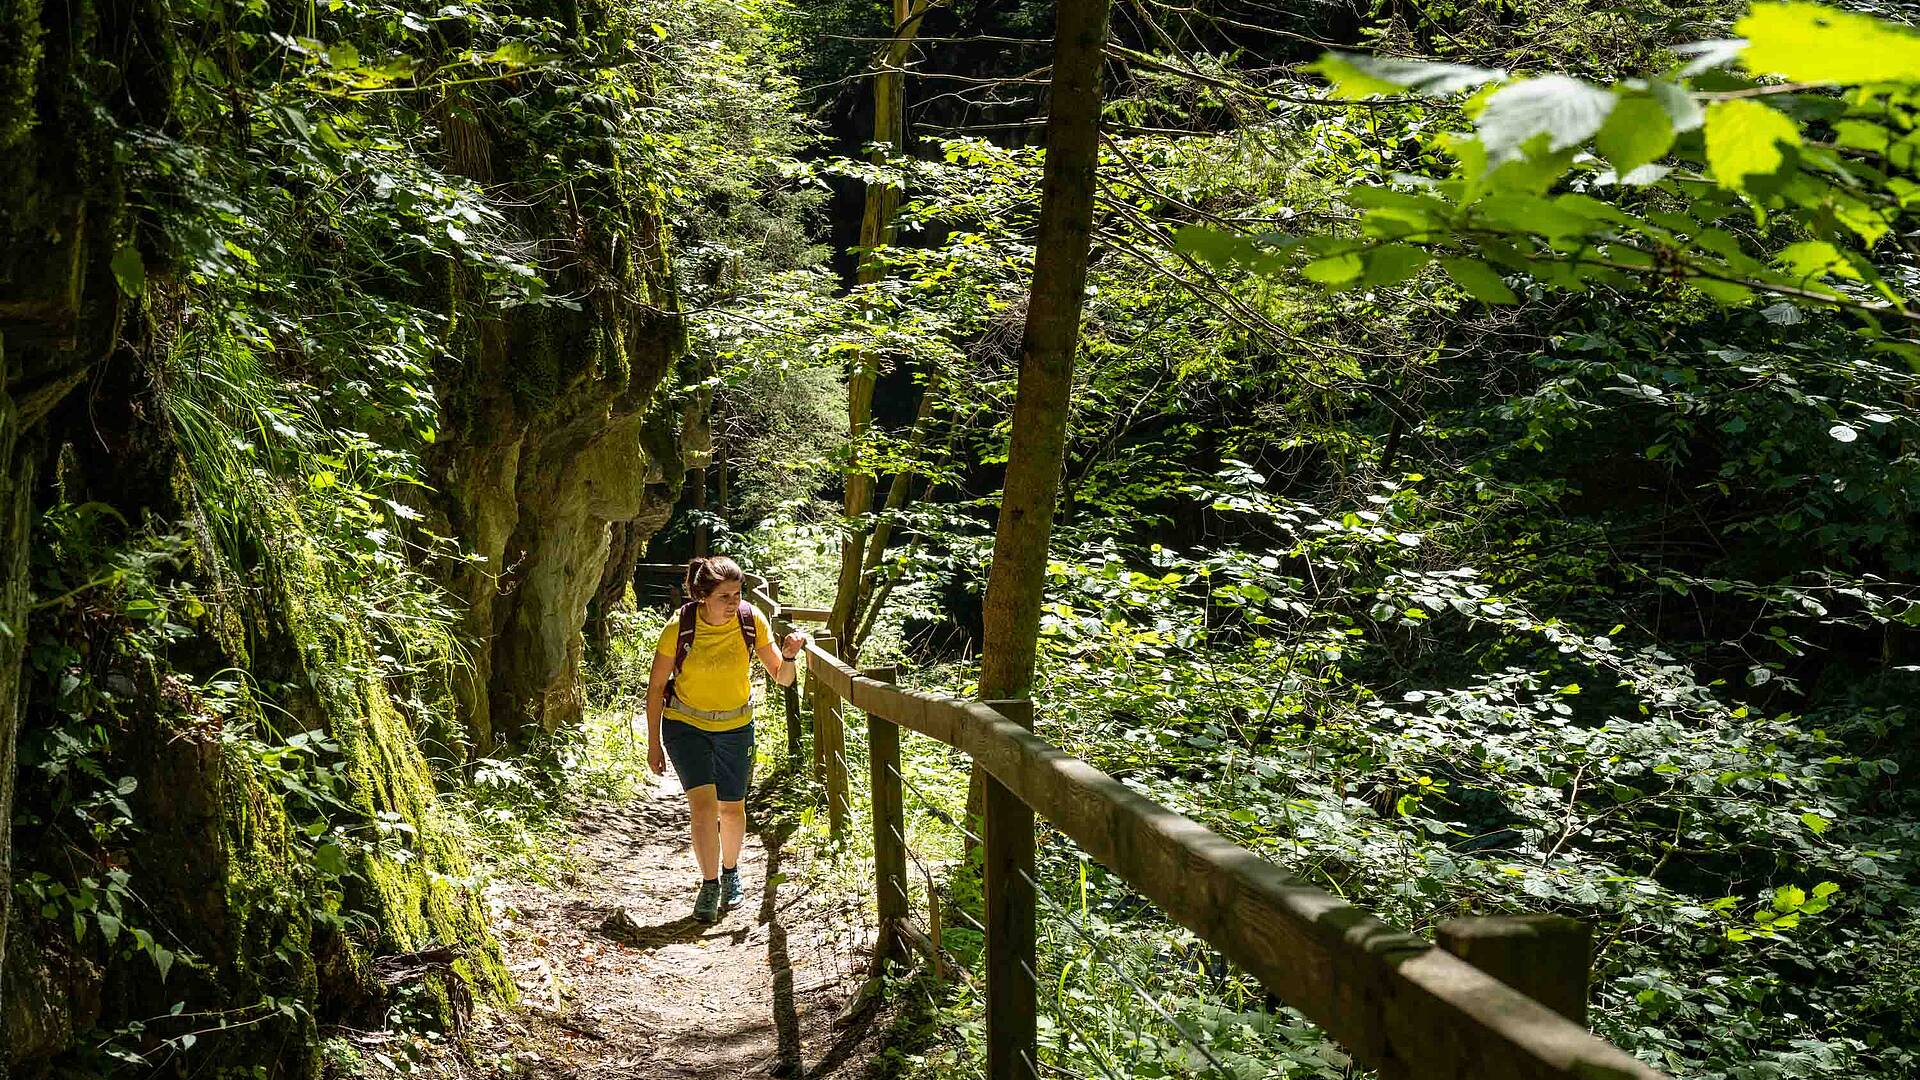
[646, 556, 808, 922]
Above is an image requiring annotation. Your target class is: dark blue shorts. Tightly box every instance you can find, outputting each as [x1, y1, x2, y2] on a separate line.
[661, 719, 755, 802]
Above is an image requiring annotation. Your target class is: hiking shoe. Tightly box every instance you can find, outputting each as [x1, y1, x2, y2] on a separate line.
[693, 880, 721, 923]
[720, 867, 743, 908]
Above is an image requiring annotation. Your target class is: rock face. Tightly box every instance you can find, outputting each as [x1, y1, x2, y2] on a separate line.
[3, 342, 509, 1077]
[430, 238, 695, 754]
[427, 96, 700, 755]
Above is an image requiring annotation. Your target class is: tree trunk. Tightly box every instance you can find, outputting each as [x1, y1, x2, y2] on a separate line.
[0, 391, 35, 1021]
[827, 0, 939, 656]
[972, 10, 1109, 1070]
[976, 0, 1110, 701]
[713, 441, 730, 545]
[690, 464, 710, 557]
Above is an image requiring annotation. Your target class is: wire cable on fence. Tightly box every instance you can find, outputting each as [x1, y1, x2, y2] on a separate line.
[1019, 867, 1236, 1078]
[1018, 958, 1129, 1080]
[827, 706, 1199, 1080]
[883, 853, 988, 936]
[880, 725, 1226, 1079]
[886, 761, 984, 845]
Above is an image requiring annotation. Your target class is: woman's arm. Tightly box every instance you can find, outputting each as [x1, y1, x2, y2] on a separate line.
[646, 650, 672, 774]
[757, 630, 808, 688]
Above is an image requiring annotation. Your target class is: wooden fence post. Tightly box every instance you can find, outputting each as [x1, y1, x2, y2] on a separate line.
[864, 666, 907, 959]
[816, 636, 848, 842]
[1436, 914, 1592, 1025]
[982, 697, 1036, 1080]
[810, 635, 837, 791]
[785, 666, 804, 766]
[766, 578, 804, 765]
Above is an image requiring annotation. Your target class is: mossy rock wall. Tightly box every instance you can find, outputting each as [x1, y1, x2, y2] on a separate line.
[2, 0, 173, 1046]
[5, 373, 506, 1075]
[430, 159, 694, 752]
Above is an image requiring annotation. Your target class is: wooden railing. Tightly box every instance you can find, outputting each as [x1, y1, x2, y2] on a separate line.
[637, 564, 1666, 1080]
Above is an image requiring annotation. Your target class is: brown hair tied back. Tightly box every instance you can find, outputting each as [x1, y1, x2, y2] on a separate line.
[685, 555, 744, 601]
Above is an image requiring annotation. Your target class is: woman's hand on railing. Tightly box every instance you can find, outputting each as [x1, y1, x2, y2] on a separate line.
[781, 631, 810, 660]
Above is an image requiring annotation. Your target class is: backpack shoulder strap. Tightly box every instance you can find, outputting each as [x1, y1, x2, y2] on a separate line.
[737, 601, 758, 655]
[672, 603, 698, 675]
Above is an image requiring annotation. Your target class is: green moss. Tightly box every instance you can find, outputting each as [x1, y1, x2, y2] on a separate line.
[218, 744, 321, 1077]
[509, 303, 563, 412]
[257, 501, 511, 1006]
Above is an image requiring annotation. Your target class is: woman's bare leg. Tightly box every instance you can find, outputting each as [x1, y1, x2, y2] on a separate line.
[685, 784, 721, 879]
[718, 800, 747, 870]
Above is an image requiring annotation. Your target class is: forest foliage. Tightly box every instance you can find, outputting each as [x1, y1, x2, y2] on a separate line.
[3, 0, 1918, 1077]
[701, 1, 1920, 1078]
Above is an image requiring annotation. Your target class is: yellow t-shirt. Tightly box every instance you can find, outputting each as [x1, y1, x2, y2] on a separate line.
[655, 605, 773, 731]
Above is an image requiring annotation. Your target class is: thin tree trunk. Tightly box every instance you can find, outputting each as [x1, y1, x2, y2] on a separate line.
[690, 464, 709, 558]
[828, 0, 942, 654]
[844, 378, 943, 649]
[974, 10, 1108, 1066]
[976, 0, 1110, 701]
[0, 391, 37, 998]
[962, 0, 1110, 952]
[713, 443, 729, 539]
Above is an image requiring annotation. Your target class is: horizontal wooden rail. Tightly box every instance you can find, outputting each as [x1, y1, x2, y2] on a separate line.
[741, 576, 1662, 1080]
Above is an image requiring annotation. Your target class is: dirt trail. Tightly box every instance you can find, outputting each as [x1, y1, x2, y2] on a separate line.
[480, 770, 888, 1080]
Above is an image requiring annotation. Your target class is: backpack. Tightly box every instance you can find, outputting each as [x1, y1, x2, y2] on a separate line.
[664, 601, 758, 704]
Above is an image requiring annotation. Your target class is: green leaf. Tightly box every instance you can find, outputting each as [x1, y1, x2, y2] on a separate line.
[1834, 120, 1890, 154]
[278, 105, 311, 142]
[1476, 194, 1596, 241]
[1302, 251, 1364, 287]
[491, 41, 536, 67]
[1361, 244, 1430, 286]
[1647, 80, 1704, 133]
[1799, 811, 1832, 835]
[1737, 2, 1920, 83]
[313, 842, 348, 876]
[1827, 188, 1893, 246]
[1597, 95, 1675, 179]
[1350, 187, 1452, 239]
[1774, 240, 1859, 280]
[1476, 75, 1616, 162]
[1704, 99, 1801, 195]
[96, 912, 123, 945]
[1309, 52, 1502, 100]
[1690, 276, 1754, 306]
[1172, 225, 1292, 275]
[110, 245, 145, 297]
[1347, 187, 1454, 217]
[1439, 257, 1518, 303]
[325, 41, 360, 69]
